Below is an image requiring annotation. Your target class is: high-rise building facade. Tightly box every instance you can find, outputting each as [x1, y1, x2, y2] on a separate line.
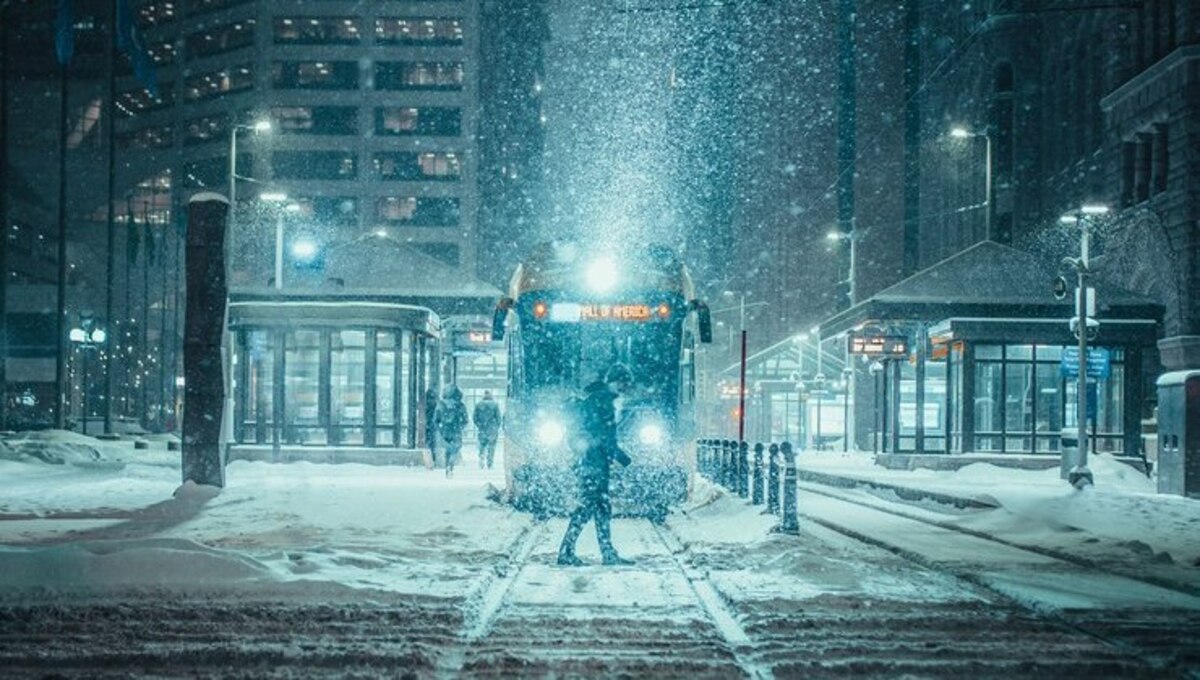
[116, 0, 481, 279]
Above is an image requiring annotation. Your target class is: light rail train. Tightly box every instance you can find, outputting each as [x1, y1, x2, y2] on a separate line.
[492, 242, 712, 518]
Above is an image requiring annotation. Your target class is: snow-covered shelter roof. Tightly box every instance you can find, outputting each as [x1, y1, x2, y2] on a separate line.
[231, 236, 499, 303]
[820, 240, 1163, 339]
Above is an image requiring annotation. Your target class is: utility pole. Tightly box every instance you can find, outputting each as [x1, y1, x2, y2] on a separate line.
[103, 0, 118, 434]
[54, 62, 70, 430]
[0, 0, 10, 431]
[1060, 204, 1110, 488]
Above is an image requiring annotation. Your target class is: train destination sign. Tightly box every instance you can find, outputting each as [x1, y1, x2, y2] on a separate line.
[550, 302, 670, 323]
[847, 333, 909, 358]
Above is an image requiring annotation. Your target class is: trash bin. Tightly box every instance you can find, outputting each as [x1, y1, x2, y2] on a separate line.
[1156, 370, 1200, 497]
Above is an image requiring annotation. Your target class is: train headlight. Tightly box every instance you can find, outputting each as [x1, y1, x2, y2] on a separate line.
[537, 419, 566, 447]
[586, 256, 619, 293]
[638, 423, 665, 446]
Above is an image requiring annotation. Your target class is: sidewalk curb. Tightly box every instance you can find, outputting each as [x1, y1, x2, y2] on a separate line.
[796, 468, 1000, 510]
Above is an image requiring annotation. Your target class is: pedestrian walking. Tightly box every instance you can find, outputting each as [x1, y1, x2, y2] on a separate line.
[438, 385, 468, 478]
[424, 386, 439, 468]
[473, 390, 502, 469]
[557, 363, 634, 567]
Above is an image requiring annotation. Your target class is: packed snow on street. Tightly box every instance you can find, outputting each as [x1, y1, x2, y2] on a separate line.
[1, 433, 1198, 677]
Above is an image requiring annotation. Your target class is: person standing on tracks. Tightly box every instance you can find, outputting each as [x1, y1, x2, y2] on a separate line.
[438, 385, 468, 478]
[557, 363, 634, 567]
[473, 390, 502, 470]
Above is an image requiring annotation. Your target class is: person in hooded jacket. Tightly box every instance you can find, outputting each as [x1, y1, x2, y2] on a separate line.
[473, 390, 502, 469]
[424, 386, 440, 467]
[557, 363, 634, 566]
[438, 385, 468, 477]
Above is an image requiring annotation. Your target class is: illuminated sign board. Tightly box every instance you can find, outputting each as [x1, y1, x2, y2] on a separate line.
[581, 304, 653, 321]
[467, 331, 492, 344]
[848, 333, 908, 358]
[550, 303, 670, 323]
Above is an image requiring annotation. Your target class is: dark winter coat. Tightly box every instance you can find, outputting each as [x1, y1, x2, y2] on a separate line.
[438, 394, 468, 447]
[574, 380, 631, 492]
[473, 398, 502, 440]
[424, 388, 439, 433]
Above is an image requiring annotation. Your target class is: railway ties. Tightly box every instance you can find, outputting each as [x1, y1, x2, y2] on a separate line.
[456, 517, 760, 678]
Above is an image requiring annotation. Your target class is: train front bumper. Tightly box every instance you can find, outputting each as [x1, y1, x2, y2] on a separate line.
[509, 463, 689, 517]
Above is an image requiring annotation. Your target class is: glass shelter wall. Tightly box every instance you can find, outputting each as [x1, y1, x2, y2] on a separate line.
[233, 325, 434, 449]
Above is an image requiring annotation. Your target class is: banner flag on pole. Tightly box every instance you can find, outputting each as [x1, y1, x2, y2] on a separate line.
[115, 0, 158, 97]
[54, 0, 75, 65]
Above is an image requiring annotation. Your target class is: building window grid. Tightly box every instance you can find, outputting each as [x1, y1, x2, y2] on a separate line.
[274, 17, 362, 45]
[375, 17, 464, 46]
[375, 61, 465, 91]
[272, 60, 359, 90]
[184, 64, 255, 102]
[186, 19, 256, 60]
[118, 124, 173, 150]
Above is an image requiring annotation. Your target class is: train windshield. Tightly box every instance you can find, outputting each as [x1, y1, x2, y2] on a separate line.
[523, 321, 680, 407]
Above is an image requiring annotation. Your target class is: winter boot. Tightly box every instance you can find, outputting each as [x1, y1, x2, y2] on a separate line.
[601, 551, 634, 566]
[557, 552, 585, 567]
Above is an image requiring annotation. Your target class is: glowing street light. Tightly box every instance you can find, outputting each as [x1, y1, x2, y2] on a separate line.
[948, 125, 993, 240]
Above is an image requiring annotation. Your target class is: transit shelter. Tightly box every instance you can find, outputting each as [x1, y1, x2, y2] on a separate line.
[819, 241, 1162, 458]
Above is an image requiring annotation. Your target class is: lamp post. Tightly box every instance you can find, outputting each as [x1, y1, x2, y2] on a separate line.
[793, 333, 809, 448]
[259, 192, 297, 289]
[950, 126, 994, 241]
[228, 119, 271, 225]
[69, 322, 107, 434]
[811, 325, 824, 450]
[1059, 204, 1109, 489]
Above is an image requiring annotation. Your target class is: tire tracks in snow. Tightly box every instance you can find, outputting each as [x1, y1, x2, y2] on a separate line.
[439, 517, 545, 673]
[651, 522, 773, 680]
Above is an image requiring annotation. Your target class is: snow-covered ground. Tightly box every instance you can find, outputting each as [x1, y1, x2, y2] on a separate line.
[1, 440, 524, 603]
[797, 450, 1200, 576]
[3, 435, 1199, 675]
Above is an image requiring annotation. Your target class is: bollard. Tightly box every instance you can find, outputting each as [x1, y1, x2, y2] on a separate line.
[738, 441, 749, 498]
[779, 442, 800, 534]
[752, 443, 764, 505]
[700, 438, 710, 482]
[767, 443, 780, 515]
[722, 440, 734, 491]
[729, 438, 739, 491]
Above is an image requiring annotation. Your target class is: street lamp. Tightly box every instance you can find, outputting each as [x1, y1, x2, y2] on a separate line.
[228, 119, 272, 223]
[259, 192, 299, 290]
[1059, 203, 1110, 489]
[950, 126, 994, 241]
[69, 323, 107, 434]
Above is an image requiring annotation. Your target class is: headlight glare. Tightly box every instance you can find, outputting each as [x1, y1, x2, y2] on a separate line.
[638, 423, 665, 446]
[537, 420, 565, 447]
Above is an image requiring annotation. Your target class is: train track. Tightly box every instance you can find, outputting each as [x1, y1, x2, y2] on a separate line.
[798, 480, 1200, 599]
[793, 481, 1200, 676]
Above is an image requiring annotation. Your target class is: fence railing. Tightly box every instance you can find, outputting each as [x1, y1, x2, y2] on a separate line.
[696, 438, 799, 534]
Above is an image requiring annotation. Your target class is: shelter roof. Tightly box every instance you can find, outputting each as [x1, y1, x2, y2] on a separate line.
[820, 240, 1162, 338]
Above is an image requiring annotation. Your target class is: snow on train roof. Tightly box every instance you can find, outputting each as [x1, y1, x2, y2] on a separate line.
[508, 241, 696, 299]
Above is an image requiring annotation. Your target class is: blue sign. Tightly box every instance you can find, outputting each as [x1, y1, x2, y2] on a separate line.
[1061, 347, 1111, 379]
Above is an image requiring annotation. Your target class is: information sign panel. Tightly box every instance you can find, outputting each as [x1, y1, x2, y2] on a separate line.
[1060, 347, 1111, 379]
[847, 333, 908, 358]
